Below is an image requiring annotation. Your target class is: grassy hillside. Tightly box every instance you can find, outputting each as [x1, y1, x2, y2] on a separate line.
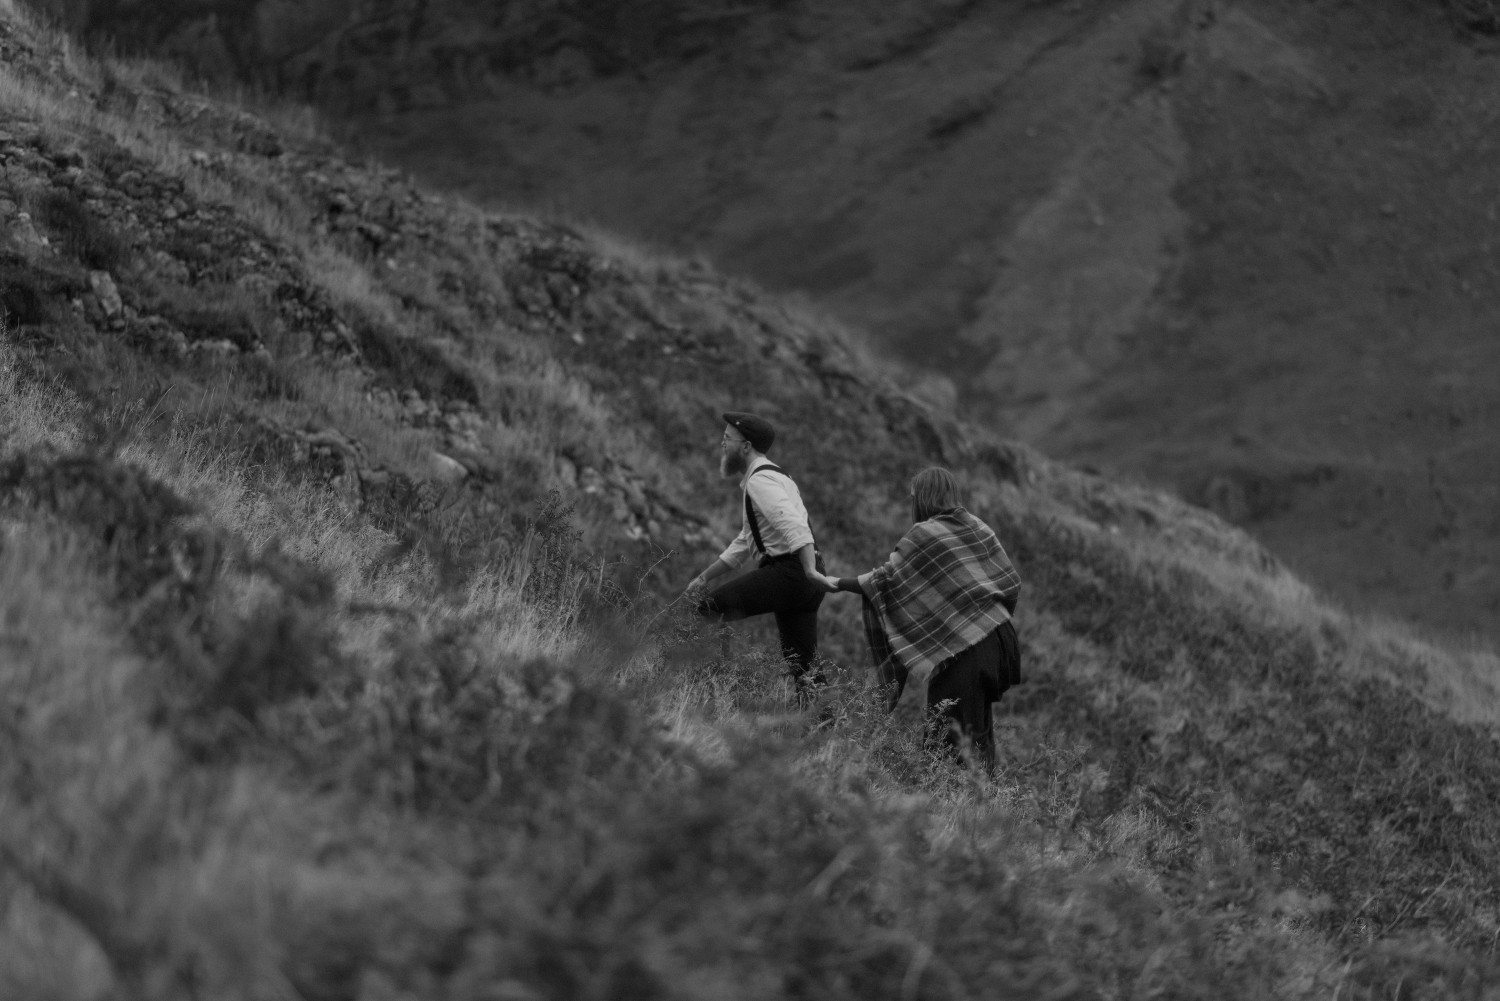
[36, 0, 1500, 643]
[4, 5, 1500, 998]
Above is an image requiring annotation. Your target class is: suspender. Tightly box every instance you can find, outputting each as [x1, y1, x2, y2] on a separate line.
[743, 464, 780, 555]
[744, 464, 815, 558]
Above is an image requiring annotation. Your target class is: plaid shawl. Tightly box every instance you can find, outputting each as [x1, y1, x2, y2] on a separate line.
[860, 507, 1020, 688]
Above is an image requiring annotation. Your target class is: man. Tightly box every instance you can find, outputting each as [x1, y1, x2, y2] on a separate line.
[686, 411, 825, 682]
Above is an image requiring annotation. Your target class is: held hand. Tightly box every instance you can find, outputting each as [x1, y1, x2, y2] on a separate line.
[809, 571, 839, 593]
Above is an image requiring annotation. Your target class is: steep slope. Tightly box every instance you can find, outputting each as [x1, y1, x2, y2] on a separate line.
[1081, 0, 1500, 642]
[4, 6, 1500, 999]
[36, 0, 1500, 642]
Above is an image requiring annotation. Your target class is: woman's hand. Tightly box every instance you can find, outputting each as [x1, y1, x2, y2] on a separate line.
[809, 571, 840, 593]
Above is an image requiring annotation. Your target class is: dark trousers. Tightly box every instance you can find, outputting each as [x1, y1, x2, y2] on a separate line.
[897, 620, 1021, 770]
[697, 554, 825, 676]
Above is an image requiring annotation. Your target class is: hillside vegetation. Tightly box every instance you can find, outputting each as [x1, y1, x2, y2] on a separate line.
[4, 4, 1500, 998]
[35, 0, 1500, 644]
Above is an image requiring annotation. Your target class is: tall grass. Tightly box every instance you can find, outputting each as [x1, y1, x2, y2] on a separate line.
[0, 336, 82, 452]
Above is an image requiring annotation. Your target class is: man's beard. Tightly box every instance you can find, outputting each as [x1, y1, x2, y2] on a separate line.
[721, 449, 748, 478]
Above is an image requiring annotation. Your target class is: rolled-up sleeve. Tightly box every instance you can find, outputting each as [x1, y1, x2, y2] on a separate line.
[747, 475, 814, 552]
[718, 519, 753, 569]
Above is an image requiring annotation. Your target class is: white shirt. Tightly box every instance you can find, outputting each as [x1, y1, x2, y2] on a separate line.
[718, 455, 816, 568]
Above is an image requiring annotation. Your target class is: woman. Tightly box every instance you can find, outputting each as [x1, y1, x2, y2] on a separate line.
[816, 467, 1021, 769]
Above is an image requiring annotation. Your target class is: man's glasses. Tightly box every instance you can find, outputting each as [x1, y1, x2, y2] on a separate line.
[721, 434, 747, 448]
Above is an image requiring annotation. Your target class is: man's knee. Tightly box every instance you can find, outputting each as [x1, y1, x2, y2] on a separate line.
[696, 588, 747, 623]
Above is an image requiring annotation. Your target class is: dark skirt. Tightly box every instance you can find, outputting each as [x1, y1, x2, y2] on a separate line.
[895, 620, 1021, 770]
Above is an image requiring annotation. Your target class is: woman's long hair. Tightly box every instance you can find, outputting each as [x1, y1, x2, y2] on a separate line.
[910, 466, 962, 523]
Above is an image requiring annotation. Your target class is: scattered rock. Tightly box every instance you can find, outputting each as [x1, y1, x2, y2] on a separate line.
[188, 338, 241, 355]
[578, 466, 606, 494]
[11, 211, 46, 249]
[88, 269, 122, 316]
[429, 451, 469, 483]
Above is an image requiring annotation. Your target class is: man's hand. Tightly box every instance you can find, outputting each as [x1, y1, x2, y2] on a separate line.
[687, 558, 732, 603]
[810, 572, 839, 593]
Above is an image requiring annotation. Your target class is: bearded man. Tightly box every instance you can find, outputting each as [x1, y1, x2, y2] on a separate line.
[685, 411, 826, 683]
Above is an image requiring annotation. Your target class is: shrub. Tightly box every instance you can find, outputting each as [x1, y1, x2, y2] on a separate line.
[214, 351, 303, 401]
[142, 280, 268, 350]
[169, 590, 338, 756]
[32, 189, 131, 273]
[0, 450, 195, 600]
[513, 489, 583, 611]
[0, 261, 53, 327]
[349, 310, 480, 405]
[1, 252, 90, 330]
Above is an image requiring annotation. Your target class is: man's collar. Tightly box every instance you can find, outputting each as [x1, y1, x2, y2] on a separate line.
[739, 454, 772, 490]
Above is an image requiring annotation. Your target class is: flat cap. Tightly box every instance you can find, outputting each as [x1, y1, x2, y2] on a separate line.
[722, 411, 776, 453]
